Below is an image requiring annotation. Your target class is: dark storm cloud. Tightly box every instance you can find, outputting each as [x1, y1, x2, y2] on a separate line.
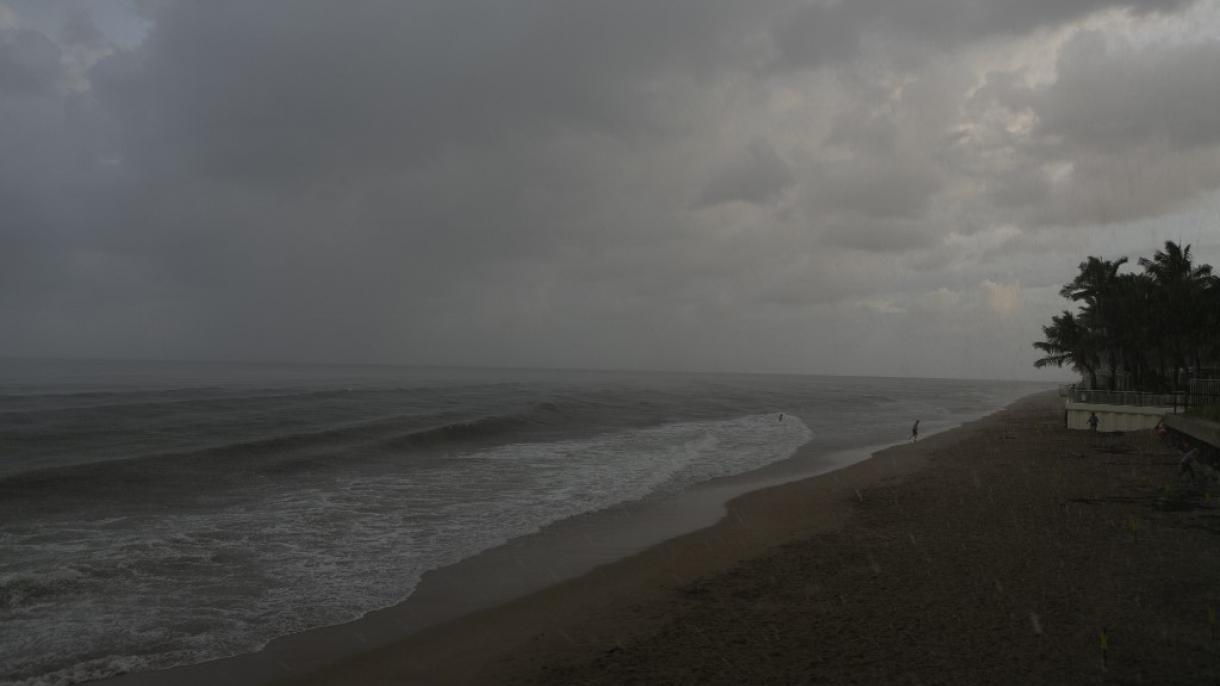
[0, 27, 59, 94]
[812, 162, 944, 221]
[969, 28, 1220, 227]
[1032, 31, 1220, 150]
[92, 0, 773, 188]
[0, 23, 97, 299]
[770, 2, 865, 69]
[770, 0, 1197, 69]
[0, 0, 1215, 377]
[698, 139, 794, 207]
[60, 6, 103, 46]
[819, 215, 940, 252]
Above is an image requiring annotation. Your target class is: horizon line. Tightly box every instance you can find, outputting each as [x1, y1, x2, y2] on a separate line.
[0, 354, 1066, 385]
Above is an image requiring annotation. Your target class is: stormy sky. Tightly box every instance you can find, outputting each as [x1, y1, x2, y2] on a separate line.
[2, 0, 1218, 380]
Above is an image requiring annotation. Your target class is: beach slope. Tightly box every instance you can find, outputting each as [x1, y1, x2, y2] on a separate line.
[287, 391, 1220, 685]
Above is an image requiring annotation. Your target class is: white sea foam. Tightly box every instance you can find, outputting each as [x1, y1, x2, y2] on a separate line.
[0, 413, 812, 685]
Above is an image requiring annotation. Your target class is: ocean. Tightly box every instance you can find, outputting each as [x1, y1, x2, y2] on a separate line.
[0, 359, 1046, 685]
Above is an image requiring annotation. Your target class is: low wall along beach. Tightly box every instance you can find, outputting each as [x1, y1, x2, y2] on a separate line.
[1064, 401, 1168, 432]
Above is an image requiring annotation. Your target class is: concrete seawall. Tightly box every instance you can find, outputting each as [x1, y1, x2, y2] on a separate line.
[1164, 413, 1220, 449]
[1064, 400, 1169, 432]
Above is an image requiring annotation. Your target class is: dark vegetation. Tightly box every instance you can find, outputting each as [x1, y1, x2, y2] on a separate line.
[1034, 241, 1219, 391]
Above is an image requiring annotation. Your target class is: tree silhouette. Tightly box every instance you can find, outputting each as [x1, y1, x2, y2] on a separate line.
[1034, 310, 1099, 388]
[1035, 241, 1218, 391]
[1139, 242, 1214, 385]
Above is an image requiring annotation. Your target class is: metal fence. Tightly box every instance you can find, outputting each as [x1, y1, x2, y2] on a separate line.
[1188, 393, 1220, 412]
[1063, 383, 1220, 413]
[1189, 379, 1220, 399]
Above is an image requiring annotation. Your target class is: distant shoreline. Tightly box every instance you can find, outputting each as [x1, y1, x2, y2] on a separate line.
[0, 355, 1064, 385]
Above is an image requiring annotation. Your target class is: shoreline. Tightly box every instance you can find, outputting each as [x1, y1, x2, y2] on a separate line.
[274, 395, 1046, 685]
[462, 389, 1220, 684]
[94, 394, 1038, 686]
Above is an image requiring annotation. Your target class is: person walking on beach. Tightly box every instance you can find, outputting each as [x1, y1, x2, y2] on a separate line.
[1088, 412, 1099, 432]
[1179, 443, 1199, 480]
[910, 419, 919, 442]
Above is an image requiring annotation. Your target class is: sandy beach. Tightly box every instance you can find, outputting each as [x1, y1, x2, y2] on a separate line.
[271, 390, 1220, 685]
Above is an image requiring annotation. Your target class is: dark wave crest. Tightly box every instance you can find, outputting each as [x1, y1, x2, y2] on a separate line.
[0, 400, 578, 495]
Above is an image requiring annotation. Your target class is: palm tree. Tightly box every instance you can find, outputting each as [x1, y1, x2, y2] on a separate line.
[1059, 257, 1128, 389]
[1059, 256, 1128, 304]
[1035, 243, 1217, 392]
[1138, 241, 1212, 284]
[1110, 273, 1156, 389]
[1138, 241, 1213, 386]
[1034, 310, 1099, 388]
[1198, 273, 1220, 378]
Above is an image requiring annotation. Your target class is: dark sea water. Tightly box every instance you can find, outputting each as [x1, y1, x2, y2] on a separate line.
[0, 359, 1047, 685]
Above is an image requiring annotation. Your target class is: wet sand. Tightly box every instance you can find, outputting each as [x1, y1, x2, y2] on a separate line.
[281, 391, 1220, 685]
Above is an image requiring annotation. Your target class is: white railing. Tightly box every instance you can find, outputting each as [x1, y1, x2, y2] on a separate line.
[1063, 381, 1220, 412]
[1068, 388, 1182, 408]
[1189, 379, 1220, 396]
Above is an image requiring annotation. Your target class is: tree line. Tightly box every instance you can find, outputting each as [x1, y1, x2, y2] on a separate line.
[1034, 241, 1219, 391]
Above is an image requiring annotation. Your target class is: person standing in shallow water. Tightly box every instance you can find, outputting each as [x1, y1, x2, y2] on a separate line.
[910, 419, 919, 442]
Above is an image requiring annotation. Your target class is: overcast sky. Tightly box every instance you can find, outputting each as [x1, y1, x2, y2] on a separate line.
[2, 0, 1218, 380]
